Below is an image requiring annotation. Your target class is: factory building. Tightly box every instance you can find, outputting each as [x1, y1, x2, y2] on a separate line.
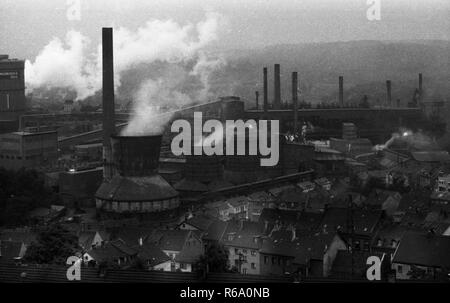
[330, 123, 373, 157]
[60, 167, 103, 208]
[95, 135, 180, 213]
[0, 130, 58, 170]
[0, 55, 26, 133]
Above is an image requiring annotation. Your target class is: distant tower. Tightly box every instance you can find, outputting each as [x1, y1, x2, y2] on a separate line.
[0, 55, 26, 126]
[339, 76, 344, 107]
[274, 64, 281, 109]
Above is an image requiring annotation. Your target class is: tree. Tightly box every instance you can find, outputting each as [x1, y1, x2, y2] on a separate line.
[0, 168, 60, 227]
[24, 224, 80, 265]
[195, 243, 230, 275]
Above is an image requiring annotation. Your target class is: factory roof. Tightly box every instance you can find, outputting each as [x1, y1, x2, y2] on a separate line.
[95, 174, 179, 202]
[173, 179, 209, 193]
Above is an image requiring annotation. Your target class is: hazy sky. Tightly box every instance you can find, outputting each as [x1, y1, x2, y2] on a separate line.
[1, 0, 449, 60]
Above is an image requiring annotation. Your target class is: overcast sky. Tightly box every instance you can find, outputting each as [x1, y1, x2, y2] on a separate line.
[1, 0, 449, 60]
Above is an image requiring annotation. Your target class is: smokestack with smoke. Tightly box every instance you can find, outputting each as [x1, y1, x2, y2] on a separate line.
[102, 27, 115, 180]
[25, 13, 227, 135]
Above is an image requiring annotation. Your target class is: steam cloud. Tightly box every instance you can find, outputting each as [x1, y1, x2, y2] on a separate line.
[374, 128, 437, 151]
[25, 12, 229, 135]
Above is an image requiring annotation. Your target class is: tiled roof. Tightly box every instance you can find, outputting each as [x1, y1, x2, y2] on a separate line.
[392, 231, 450, 268]
[203, 220, 228, 242]
[149, 230, 191, 252]
[319, 207, 383, 235]
[86, 240, 136, 263]
[78, 231, 97, 250]
[135, 242, 171, 266]
[183, 214, 215, 231]
[115, 227, 155, 246]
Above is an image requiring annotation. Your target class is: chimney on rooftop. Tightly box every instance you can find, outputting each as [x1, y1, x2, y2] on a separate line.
[255, 91, 259, 110]
[102, 27, 115, 180]
[339, 76, 344, 107]
[263, 67, 268, 116]
[386, 80, 392, 107]
[274, 64, 281, 109]
[292, 72, 298, 134]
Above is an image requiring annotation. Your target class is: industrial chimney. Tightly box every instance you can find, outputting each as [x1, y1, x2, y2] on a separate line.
[339, 76, 344, 107]
[292, 72, 298, 134]
[386, 80, 392, 107]
[102, 27, 115, 180]
[418, 73, 423, 98]
[274, 64, 281, 109]
[263, 67, 268, 115]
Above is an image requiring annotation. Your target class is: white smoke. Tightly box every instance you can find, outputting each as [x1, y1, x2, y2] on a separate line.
[25, 31, 101, 100]
[25, 12, 227, 135]
[373, 128, 436, 151]
[25, 12, 224, 101]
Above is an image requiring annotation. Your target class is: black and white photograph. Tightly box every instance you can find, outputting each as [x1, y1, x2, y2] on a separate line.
[0, 0, 449, 291]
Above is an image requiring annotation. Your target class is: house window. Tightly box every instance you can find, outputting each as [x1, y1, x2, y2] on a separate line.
[264, 256, 269, 264]
[251, 250, 256, 256]
[235, 259, 239, 266]
[354, 241, 361, 251]
[242, 268, 247, 274]
[398, 265, 403, 274]
[251, 263, 256, 269]
[272, 257, 276, 265]
[180, 263, 187, 270]
[235, 248, 239, 254]
[243, 249, 247, 254]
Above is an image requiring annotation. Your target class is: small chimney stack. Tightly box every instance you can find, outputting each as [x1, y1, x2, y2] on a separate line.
[255, 91, 259, 110]
[292, 72, 298, 134]
[263, 67, 268, 115]
[274, 64, 281, 109]
[339, 76, 344, 107]
[102, 27, 116, 180]
[386, 80, 392, 107]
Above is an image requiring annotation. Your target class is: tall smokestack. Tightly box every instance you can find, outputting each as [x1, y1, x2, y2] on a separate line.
[292, 72, 298, 134]
[274, 64, 281, 109]
[263, 67, 268, 115]
[255, 91, 259, 110]
[102, 27, 115, 180]
[418, 73, 423, 97]
[386, 80, 392, 107]
[339, 76, 344, 107]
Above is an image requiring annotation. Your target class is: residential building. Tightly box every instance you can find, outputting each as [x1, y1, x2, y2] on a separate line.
[391, 231, 450, 281]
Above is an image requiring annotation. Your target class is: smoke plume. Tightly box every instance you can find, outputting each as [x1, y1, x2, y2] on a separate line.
[374, 128, 437, 151]
[25, 13, 228, 135]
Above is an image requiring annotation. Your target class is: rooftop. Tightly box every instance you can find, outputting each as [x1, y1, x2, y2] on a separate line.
[392, 231, 450, 268]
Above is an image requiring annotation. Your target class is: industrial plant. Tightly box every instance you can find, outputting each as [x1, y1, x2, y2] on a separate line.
[0, 1, 450, 287]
